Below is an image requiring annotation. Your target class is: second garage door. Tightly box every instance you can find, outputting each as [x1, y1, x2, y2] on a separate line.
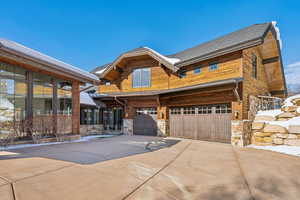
[133, 107, 157, 136]
[169, 104, 232, 143]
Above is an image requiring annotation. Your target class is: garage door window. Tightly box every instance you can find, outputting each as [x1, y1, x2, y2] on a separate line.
[215, 104, 232, 113]
[170, 107, 181, 115]
[183, 107, 195, 114]
[198, 106, 212, 114]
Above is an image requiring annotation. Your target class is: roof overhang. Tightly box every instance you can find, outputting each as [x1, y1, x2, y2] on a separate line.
[100, 47, 180, 79]
[0, 39, 99, 84]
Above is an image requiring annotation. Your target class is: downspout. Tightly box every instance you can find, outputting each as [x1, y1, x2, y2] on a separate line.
[233, 81, 241, 103]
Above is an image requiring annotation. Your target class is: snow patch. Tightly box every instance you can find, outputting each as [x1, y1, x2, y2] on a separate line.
[248, 145, 300, 157]
[256, 109, 282, 117]
[143, 47, 180, 65]
[0, 135, 114, 150]
[283, 94, 300, 107]
[80, 92, 96, 106]
[272, 21, 282, 49]
[95, 68, 107, 75]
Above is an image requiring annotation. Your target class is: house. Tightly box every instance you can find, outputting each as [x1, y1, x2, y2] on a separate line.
[90, 22, 286, 145]
[0, 38, 99, 138]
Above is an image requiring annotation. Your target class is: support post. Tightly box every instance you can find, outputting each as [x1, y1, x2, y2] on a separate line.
[72, 81, 80, 134]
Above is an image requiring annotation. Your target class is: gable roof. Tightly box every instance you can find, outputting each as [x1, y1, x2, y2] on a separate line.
[93, 22, 280, 76]
[0, 38, 99, 83]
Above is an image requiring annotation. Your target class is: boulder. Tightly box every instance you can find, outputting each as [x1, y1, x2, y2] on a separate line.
[282, 106, 298, 112]
[277, 118, 289, 121]
[254, 115, 276, 121]
[253, 136, 264, 143]
[273, 133, 288, 139]
[288, 125, 300, 134]
[252, 122, 265, 130]
[287, 134, 298, 139]
[292, 98, 300, 106]
[277, 112, 296, 118]
[263, 137, 273, 143]
[254, 132, 273, 137]
[273, 138, 284, 145]
[284, 139, 300, 146]
[263, 124, 287, 133]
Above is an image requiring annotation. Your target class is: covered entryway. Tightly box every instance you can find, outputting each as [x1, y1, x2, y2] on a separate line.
[133, 107, 157, 136]
[169, 104, 232, 143]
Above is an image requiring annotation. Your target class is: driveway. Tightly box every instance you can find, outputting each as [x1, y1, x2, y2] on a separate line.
[0, 136, 300, 200]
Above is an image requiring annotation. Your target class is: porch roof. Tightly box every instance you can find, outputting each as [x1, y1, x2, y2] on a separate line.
[91, 77, 243, 98]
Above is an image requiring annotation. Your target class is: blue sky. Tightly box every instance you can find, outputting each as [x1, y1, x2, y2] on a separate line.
[0, 0, 299, 88]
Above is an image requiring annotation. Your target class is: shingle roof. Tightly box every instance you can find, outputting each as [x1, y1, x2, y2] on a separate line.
[0, 38, 99, 82]
[171, 23, 272, 66]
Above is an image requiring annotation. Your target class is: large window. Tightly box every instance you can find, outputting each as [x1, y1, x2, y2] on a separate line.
[33, 73, 53, 116]
[252, 54, 257, 79]
[0, 62, 26, 123]
[58, 81, 72, 115]
[132, 68, 151, 88]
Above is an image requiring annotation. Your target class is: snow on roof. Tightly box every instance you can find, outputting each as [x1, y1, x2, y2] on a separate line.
[0, 38, 99, 82]
[80, 92, 96, 106]
[272, 21, 282, 49]
[95, 68, 107, 75]
[256, 109, 283, 117]
[283, 94, 300, 107]
[143, 47, 180, 65]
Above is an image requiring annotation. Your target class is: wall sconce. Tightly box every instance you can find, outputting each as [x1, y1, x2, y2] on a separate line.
[234, 111, 239, 119]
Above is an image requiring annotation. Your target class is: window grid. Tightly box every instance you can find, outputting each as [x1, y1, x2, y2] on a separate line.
[183, 107, 195, 114]
[198, 106, 212, 114]
[215, 104, 232, 114]
[132, 68, 151, 88]
[170, 107, 181, 115]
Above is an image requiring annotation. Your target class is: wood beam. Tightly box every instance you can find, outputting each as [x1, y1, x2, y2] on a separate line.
[262, 56, 279, 65]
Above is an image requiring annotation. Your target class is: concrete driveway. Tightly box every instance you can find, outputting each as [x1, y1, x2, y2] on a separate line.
[0, 136, 300, 200]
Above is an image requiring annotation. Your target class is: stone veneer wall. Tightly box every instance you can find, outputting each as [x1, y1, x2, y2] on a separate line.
[123, 119, 133, 135]
[231, 120, 252, 147]
[157, 119, 168, 136]
[80, 124, 103, 136]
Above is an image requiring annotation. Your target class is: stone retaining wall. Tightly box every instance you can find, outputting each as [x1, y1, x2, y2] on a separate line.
[251, 95, 300, 146]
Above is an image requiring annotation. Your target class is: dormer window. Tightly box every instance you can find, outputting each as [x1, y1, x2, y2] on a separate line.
[132, 68, 151, 88]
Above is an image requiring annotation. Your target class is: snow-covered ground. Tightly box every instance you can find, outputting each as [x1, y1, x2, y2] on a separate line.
[0, 134, 115, 150]
[248, 145, 300, 157]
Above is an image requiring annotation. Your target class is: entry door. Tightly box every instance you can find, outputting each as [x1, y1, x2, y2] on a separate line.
[133, 107, 157, 136]
[169, 104, 232, 143]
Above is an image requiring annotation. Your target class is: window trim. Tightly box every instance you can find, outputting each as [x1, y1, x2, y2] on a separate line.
[252, 53, 257, 79]
[194, 67, 201, 74]
[132, 67, 151, 88]
[209, 62, 219, 71]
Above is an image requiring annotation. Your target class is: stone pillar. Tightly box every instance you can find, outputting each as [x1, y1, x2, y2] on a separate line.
[231, 120, 252, 147]
[123, 119, 133, 135]
[72, 81, 80, 135]
[157, 105, 169, 136]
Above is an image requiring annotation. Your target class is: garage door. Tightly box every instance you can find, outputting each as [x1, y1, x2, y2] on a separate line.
[133, 107, 157, 136]
[169, 104, 232, 143]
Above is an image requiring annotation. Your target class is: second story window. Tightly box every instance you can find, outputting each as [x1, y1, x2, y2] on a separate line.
[252, 54, 257, 79]
[194, 67, 201, 74]
[132, 68, 151, 88]
[105, 81, 111, 86]
[179, 70, 187, 78]
[209, 62, 219, 71]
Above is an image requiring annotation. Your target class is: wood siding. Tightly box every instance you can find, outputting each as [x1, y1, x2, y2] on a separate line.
[99, 52, 243, 93]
